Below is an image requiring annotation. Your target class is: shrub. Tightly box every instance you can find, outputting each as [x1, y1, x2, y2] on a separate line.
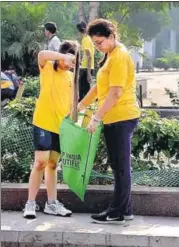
[154, 52, 179, 70]
[22, 76, 40, 98]
[142, 58, 154, 71]
[1, 115, 33, 182]
[153, 58, 170, 70]
[1, 76, 179, 182]
[165, 87, 179, 106]
[171, 56, 179, 69]
[7, 97, 36, 125]
[94, 110, 179, 174]
[1, 151, 32, 182]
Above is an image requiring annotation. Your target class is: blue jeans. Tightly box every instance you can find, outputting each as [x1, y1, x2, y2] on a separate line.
[104, 118, 139, 215]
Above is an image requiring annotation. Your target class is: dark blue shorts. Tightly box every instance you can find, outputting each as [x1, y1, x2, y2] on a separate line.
[33, 126, 61, 153]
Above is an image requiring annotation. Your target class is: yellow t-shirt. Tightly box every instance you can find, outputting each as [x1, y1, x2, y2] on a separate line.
[81, 35, 95, 69]
[33, 61, 73, 134]
[97, 44, 141, 124]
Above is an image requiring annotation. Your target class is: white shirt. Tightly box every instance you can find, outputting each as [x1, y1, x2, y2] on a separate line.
[47, 35, 61, 51]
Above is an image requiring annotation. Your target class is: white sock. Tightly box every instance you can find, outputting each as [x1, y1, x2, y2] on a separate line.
[27, 200, 36, 204]
[48, 200, 56, 205]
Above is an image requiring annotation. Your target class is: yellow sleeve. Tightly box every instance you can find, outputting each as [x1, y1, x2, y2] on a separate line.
[38, 61, 53, 87]
[82, 37, 88, 49]
[83, 37, 93, 52]
[38, 60, 53, 73]
[109, 53, 128, 88]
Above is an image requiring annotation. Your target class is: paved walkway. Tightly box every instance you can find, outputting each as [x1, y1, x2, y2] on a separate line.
[136, 71, 179, 106]
[1, 212, 179, 247]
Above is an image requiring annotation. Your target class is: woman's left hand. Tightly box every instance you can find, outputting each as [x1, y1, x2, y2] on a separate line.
[87, 115, 101, 133]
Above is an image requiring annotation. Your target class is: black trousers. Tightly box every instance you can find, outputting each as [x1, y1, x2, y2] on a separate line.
[79, 69, 93, 101]
[104, 118, 139, 215]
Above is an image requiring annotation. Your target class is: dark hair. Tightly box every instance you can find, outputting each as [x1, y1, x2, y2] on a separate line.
[44, 22, 57, 34]
[76, 21, 87, 34]
[53, 40, 79, 71]
[87, 18, 117, 39]
[87, 19, 118, 67]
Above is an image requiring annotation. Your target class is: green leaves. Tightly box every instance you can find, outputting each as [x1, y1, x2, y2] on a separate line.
[1, 75, 179, 182]
[128, 11, 170, 41]
[7, 42, 23, 59]
[154, 52, 179, 70]
[94, 108, 179, 174]
[165, 87, 179, 106]
[132, 110, 179, 162]
[1, 2, 47, 73]
[99, 2, 174, 47]
[44, 2, 78, 40]
[8, 97, 36, 125]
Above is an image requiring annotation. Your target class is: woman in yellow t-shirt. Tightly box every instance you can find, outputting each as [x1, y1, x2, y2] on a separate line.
[23, 41, 78, 219]
[78, 19, 141, 224]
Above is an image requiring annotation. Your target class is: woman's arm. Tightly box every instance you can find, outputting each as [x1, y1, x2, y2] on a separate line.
[87, 86, 122, 133]
[78, 85, 97, 111]
[38, 50, 75, 69]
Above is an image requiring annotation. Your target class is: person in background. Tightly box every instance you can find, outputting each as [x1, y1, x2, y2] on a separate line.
[4, 69, 22, 95]
[1, 69, 22, 102]
[23, 41, 78, 219]
[44, 22, 61, 51]
[78, 19, 141, 224]
[1, 71, 16, 101]
[76, 21, 95, 101]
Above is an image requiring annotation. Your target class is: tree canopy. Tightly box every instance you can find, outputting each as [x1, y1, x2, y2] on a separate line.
[1, 1, 178, 75]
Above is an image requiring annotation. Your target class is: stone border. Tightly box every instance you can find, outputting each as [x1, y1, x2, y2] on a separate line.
[2, 230, 179, 247]
[1, 212, 179, 247]
[2, 184, 179, 217]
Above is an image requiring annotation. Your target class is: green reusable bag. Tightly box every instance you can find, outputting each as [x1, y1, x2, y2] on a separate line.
[60, 117, 102, 201]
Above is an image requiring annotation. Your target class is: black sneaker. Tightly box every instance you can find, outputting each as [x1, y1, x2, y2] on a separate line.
[91, 208, 125, 224]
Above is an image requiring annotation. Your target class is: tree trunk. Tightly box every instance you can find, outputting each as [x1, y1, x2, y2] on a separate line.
[78, 2, 86, 22]
[88, 2, 99, 22]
